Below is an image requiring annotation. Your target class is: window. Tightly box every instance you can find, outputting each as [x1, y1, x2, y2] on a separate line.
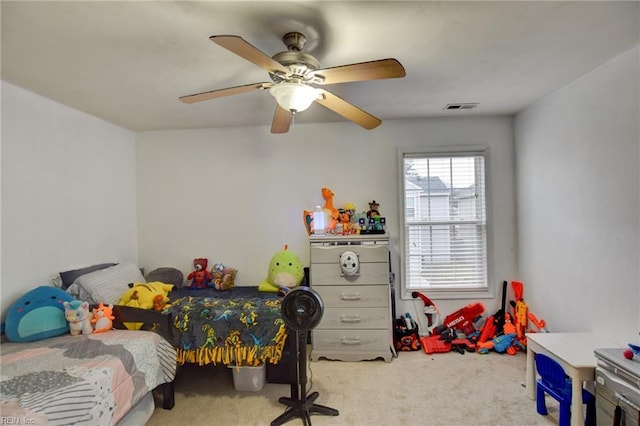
[399, 148, 489, 297]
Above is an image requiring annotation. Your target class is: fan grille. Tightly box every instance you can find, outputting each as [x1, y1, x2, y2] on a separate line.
[281, 286, 324, 332]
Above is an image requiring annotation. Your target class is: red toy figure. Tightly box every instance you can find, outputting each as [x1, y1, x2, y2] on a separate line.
[188, 258, 212, 290]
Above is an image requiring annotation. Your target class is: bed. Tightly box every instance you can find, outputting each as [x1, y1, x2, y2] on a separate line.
[160, 286, 288, 367]
[58, 262, 297, 383]
[0, 329, 176, 426]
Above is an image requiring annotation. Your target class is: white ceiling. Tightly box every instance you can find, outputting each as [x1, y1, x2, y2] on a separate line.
[2, 1, 638, 132]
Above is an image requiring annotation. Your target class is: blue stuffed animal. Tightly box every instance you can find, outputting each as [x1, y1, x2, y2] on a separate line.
[5, 286, 74, 342]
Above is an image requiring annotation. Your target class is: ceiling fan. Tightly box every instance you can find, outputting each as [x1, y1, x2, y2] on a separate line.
[179, 32, 406, 134]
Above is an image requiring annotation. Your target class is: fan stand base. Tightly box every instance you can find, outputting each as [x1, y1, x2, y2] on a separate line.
[271, 391, 339, 426]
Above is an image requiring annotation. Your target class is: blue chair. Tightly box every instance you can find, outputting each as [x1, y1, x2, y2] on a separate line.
[535, 353, 596, 426]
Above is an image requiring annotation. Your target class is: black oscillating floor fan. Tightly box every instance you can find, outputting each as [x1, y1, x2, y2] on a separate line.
[271, 286, 339, 426]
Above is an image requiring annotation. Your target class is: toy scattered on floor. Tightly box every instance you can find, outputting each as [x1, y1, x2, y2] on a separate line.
[411, 293, 482, 355]
[413, 280, 549, 357]
[436, 302, 485, 338]
[394, 313, 421, 351]
[477, 313, 524, 355]
[510, 281, 528, 345]
[188, 258, 212, 289]
[527, 313, 548, 333]
[211, 263, 237, 291]
[91, 303, 115, 333]
[412, 291, 442, 336]
[258, 245, 305, 292]
[64, 300, 93, 335]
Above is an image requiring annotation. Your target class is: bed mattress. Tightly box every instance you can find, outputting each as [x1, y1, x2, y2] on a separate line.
[0, 330, 176, 426]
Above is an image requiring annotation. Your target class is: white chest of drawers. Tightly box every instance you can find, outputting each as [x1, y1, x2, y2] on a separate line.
[309, 234, 393, 362]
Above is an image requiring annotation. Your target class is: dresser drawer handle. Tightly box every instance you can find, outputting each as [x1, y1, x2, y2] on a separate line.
[339, 272, 360, 277]
[340, 337, 362, 345]
[340, 315, 361, 323]
[339, 293, 361, 301]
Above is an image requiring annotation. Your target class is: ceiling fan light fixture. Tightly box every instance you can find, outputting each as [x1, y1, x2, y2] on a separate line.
[269, 82, 318, 113]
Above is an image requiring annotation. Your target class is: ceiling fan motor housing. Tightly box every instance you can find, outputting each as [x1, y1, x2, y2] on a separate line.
[282, 32, 307, 51]
[270, 51, 320, 83]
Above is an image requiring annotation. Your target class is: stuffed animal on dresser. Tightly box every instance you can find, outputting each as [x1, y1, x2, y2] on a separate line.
[188, 258, 212, 289]
[91, 303, 114, 333]
[63, 300, 93, 335]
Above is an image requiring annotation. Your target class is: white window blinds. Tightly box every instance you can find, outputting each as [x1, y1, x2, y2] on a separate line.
[402, 153, 488, 292]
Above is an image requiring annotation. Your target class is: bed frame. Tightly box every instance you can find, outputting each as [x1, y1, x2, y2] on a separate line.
[110, 297, 297, 389]
[110, 305, 176, 409]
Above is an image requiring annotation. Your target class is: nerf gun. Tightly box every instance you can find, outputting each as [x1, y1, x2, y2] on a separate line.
[510, 281, 528, 344]
[435, 302, 485, 337]
[527, 312, 548, 333]
[411, 291, 442, 336]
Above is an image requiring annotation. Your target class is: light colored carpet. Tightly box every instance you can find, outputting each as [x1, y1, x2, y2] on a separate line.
[148, 350, 563, 426]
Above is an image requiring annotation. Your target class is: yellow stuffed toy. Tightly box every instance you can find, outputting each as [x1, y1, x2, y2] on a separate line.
[119, 282, 174, 310]
[118, 282, 174, 330]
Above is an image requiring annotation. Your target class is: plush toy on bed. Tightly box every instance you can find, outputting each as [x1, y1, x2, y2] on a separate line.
[210, 263, 237, 291]
[258, 245, 305, 293]
[63, 300, 93, 335]
[5, 286, 74, 342]
[118, 282, 174, 311]
[188, 258, 212, 289]
[91, 303, 115, 333]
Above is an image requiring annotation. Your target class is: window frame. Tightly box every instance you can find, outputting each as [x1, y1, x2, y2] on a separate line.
[397, 145, 494, 300]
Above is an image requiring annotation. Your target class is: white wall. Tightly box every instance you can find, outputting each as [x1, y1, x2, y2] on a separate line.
[1, 82, 139, 319]
[136, 116, 517, 317]
[514, 46, 640, 345]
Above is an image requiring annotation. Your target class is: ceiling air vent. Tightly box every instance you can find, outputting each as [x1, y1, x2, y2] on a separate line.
[444, 103, 478, 110]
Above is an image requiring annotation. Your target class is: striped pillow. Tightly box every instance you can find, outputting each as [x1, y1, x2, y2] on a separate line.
[67, 261, 145, 305]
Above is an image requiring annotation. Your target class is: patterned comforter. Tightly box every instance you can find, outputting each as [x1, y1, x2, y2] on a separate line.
[0, 330, 176, 426]
[165, 287, 287, 366]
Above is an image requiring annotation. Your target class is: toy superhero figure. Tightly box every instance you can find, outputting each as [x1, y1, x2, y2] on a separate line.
[188, 258, 212, 289]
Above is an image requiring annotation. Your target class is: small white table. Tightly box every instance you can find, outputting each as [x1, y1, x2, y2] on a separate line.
[525, 332, 620, 426]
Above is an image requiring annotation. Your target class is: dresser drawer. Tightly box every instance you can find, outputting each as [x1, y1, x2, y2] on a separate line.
[314, 285, 389, 307]
[311, 262, 388, 286]
[310, 243, 388, 264]
[318, 307, 390, 329]
[312, 329, 390, 353]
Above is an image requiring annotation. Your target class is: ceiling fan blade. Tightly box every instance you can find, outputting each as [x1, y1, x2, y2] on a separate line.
[312, 58, 405, 85]
[271, 105, 292, 134]
[315, 89, 382, 130]
[179, 82, 270, 104]
[210, 35, 290, 76]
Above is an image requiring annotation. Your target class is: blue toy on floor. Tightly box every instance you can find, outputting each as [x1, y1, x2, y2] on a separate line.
[534, 353, 596, 426]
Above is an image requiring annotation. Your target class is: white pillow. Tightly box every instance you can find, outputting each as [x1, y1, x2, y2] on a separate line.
[67, 261, 145, 305]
